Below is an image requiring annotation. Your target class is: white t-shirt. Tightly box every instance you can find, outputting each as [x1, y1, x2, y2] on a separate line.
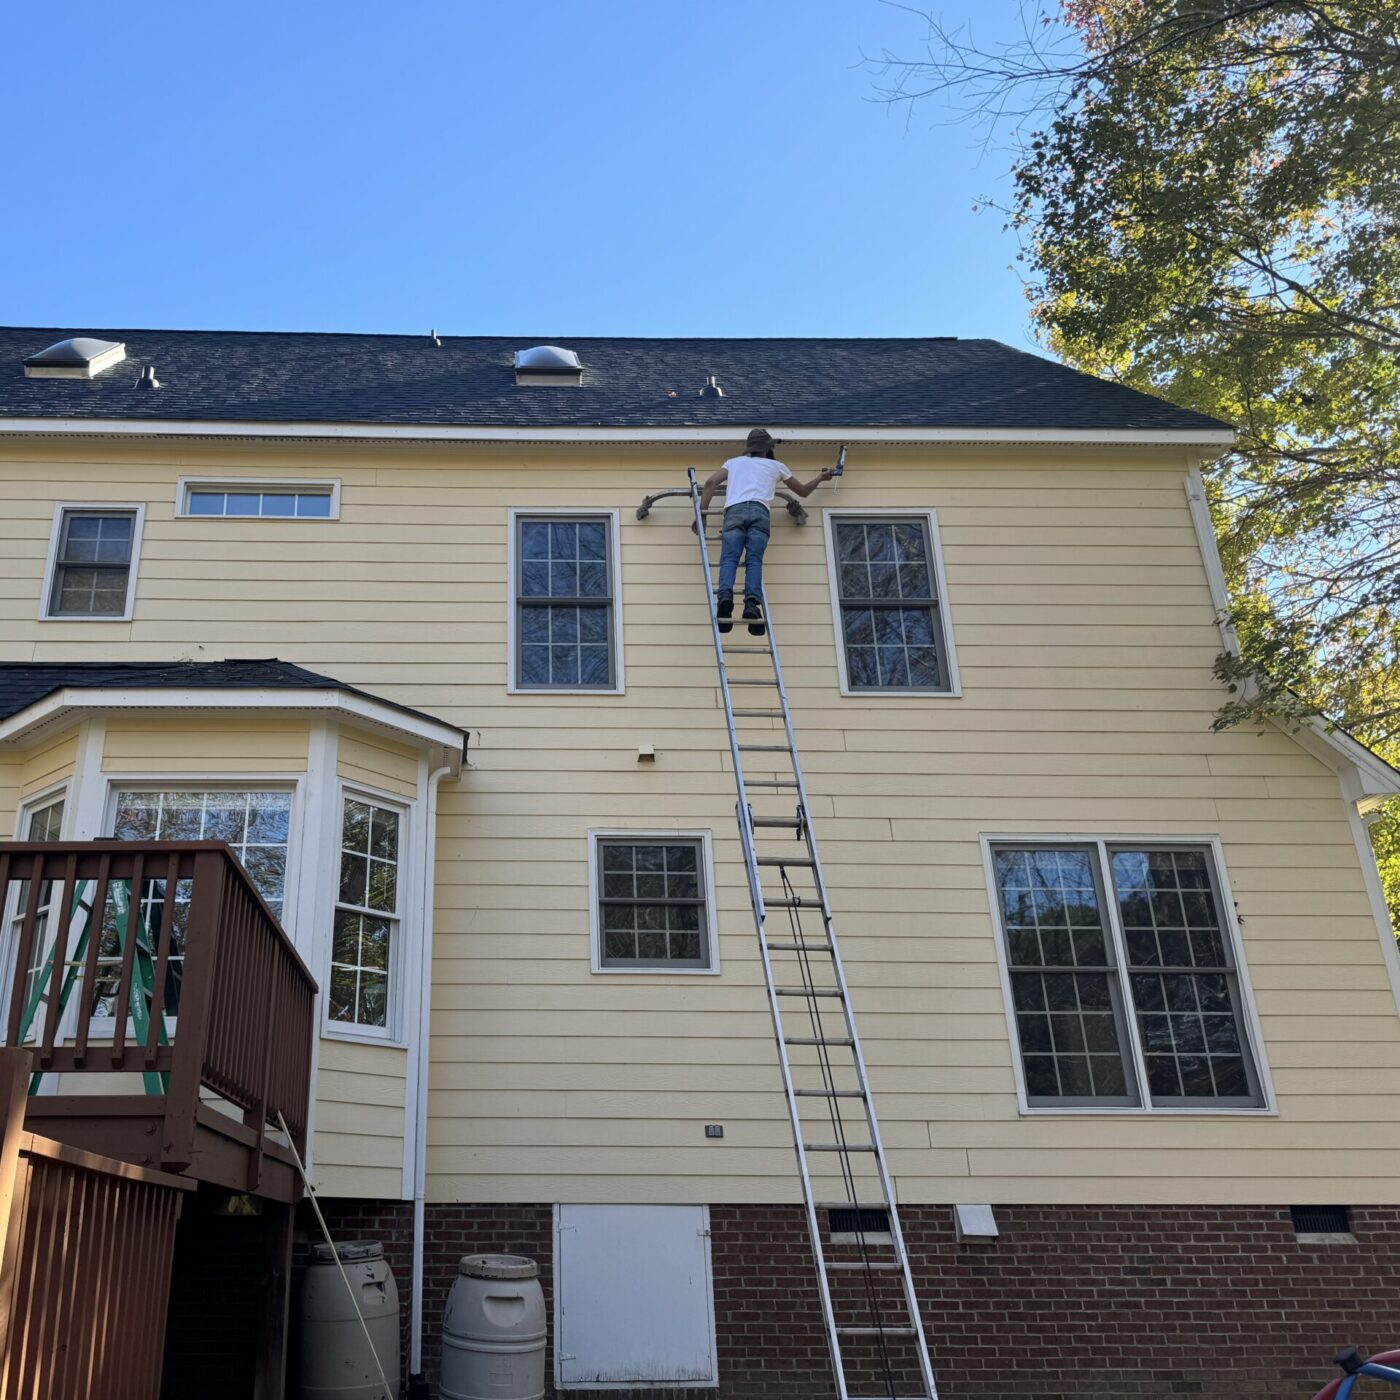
[721, 455, 791, 508]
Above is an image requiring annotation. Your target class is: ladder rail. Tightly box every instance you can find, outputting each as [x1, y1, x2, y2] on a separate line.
[686, 468, 851, 1395]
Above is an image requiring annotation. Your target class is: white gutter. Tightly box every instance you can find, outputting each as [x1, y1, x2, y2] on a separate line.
[409, 761, 452, 1385]
[0, 416, 1237, 447]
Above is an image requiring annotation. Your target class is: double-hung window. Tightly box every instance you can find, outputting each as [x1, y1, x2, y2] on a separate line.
[511, 513, 621, 692]
[8, 796, 66, 1038]
[592, 834, 714, 971]
[989, 840, 1266, 1110]
[43, 506, 144, 620]
[331, 795, 402, 1032]
[825, 512, 956, 694]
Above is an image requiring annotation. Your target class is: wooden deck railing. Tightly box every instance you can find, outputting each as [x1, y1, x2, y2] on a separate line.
[0, 841, 317, 1178]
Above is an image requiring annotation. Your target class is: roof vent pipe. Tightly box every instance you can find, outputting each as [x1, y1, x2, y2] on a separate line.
[429, 329, 442, 347]
[699, 375, 724, 398]
[136, 364, 160, 390]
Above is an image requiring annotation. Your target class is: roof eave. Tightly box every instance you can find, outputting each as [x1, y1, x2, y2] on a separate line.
[0, 686, 466, 773]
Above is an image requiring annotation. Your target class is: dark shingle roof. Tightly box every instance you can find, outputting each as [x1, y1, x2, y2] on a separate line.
[0, 327, 1229, 433]
[0, 658, 460, 735]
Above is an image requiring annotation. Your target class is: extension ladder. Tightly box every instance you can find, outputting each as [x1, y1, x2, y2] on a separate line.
[687, 467, 938, 1400]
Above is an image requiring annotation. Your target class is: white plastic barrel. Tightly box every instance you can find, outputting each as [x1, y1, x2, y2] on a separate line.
[440, 1254, 546, 1400]
[298, 1239, 402, 1400]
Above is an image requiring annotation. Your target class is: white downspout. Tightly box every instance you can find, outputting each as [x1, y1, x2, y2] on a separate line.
[410, 761, 452, 1390]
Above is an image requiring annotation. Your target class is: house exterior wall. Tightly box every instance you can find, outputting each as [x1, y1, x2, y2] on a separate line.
[0, 438, 1395, 1209]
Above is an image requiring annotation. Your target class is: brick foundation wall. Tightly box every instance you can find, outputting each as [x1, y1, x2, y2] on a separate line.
[299, 1200, 1400, 1399]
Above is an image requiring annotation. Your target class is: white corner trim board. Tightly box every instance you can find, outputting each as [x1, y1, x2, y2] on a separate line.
[0, 417, 1238, 447]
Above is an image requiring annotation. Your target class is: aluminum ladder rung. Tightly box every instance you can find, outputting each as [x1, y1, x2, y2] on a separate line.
[837, 1326, 918, 1337]
[685, 465, 938, 1400]
[825, 1261, 903, 1271]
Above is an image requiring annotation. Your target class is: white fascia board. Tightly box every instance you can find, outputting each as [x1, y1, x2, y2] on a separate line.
[1183, 467, 1400, 803]
[0, 417, 1237, 448]
[0, 686, 465, 767]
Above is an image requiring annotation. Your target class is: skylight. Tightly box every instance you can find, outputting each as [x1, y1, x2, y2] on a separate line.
[514, 345, 584, 385]
[23, 337, 127, 380]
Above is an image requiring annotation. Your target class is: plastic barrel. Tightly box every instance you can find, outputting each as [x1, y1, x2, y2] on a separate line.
[298, 1240, 401, 1399]
[441, 1254, 546, 1400]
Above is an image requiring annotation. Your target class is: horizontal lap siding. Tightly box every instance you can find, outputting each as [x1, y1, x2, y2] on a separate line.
[0, 442, 1395, 1204]
[18, 732, 77, 800]
[101, 715, 310, 773]
[313, 1037, 408, 1199]
[338, 732, 420, 799]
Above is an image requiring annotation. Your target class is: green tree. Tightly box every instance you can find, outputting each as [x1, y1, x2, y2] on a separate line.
[878, 0, 1400, 923]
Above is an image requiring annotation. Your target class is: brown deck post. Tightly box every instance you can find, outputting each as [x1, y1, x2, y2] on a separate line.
[160, 850, 226, 1172]
[0, 1049, 33, 1364]
[253, 1201, 296, 1400]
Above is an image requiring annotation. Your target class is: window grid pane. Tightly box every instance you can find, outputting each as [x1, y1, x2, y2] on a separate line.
[331, 797, 401, 1029]
[1110, 847, 1261, 1106]
[597, 841, 709, 967]
[104, 789, 291, 1019]
[185, 487, 334, 518]
[517, 516, 615, 689]
[994, 847, 1137, 1104]
[50, 511, 135, 616]
[12, 799, 66, 1036]
[832, 518, 946, 691]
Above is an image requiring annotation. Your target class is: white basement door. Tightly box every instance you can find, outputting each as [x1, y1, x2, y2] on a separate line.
[554, 1204, 718, 1389]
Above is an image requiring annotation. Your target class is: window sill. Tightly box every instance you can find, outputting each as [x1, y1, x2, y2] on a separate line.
[1018, 1103, 1277, 1118]
[320, 1023, 408, 1051]
[591, 964, 722, 977]
[508, 686, 625, 697]
[836, 686, 962, 699]
[39, 614, 132, 624]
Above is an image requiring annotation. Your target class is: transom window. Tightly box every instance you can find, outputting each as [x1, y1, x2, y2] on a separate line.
[513, 514, 619, 691]
[45, 508, 141, 619]
[180, 481, 337, 518]
[593, 836, 712, 970]
[107, 789, 292, 1017]
[990, 840, 1265, 1110]
[331, 796, 402, 1030]
[827, 514, 954, 693]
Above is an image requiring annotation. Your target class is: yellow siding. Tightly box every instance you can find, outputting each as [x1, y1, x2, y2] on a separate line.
[19, 731, 76, 800]
[1, 440, 1397, 1205]
[312, 1037, 407, 1198]
[101, 715, 309, 773]
[339, 731, 420, 799]
[0, 756, 19, 840]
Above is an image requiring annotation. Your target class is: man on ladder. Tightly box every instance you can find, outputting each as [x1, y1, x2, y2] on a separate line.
[693, 428, 836, 634]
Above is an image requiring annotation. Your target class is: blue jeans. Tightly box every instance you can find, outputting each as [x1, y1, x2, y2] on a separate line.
[716, 501, 771, 603]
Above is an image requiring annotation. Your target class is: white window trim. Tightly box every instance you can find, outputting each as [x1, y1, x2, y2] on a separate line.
[506, 507, 626, 696]
[40, 502, 146, 622]
[321, 780, 412, 1046]
[587, 828, 721, 976]
[980, 833, 1276, 1116]
[175, 476, 342, 520]
[820, 506, 961, 698]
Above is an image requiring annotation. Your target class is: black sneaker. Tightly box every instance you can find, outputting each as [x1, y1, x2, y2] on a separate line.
[743, 599, 766, 636]
[716, 594, 734, 633]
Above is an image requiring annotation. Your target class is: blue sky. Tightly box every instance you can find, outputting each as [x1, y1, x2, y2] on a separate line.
[4, 2, 1040, 345]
